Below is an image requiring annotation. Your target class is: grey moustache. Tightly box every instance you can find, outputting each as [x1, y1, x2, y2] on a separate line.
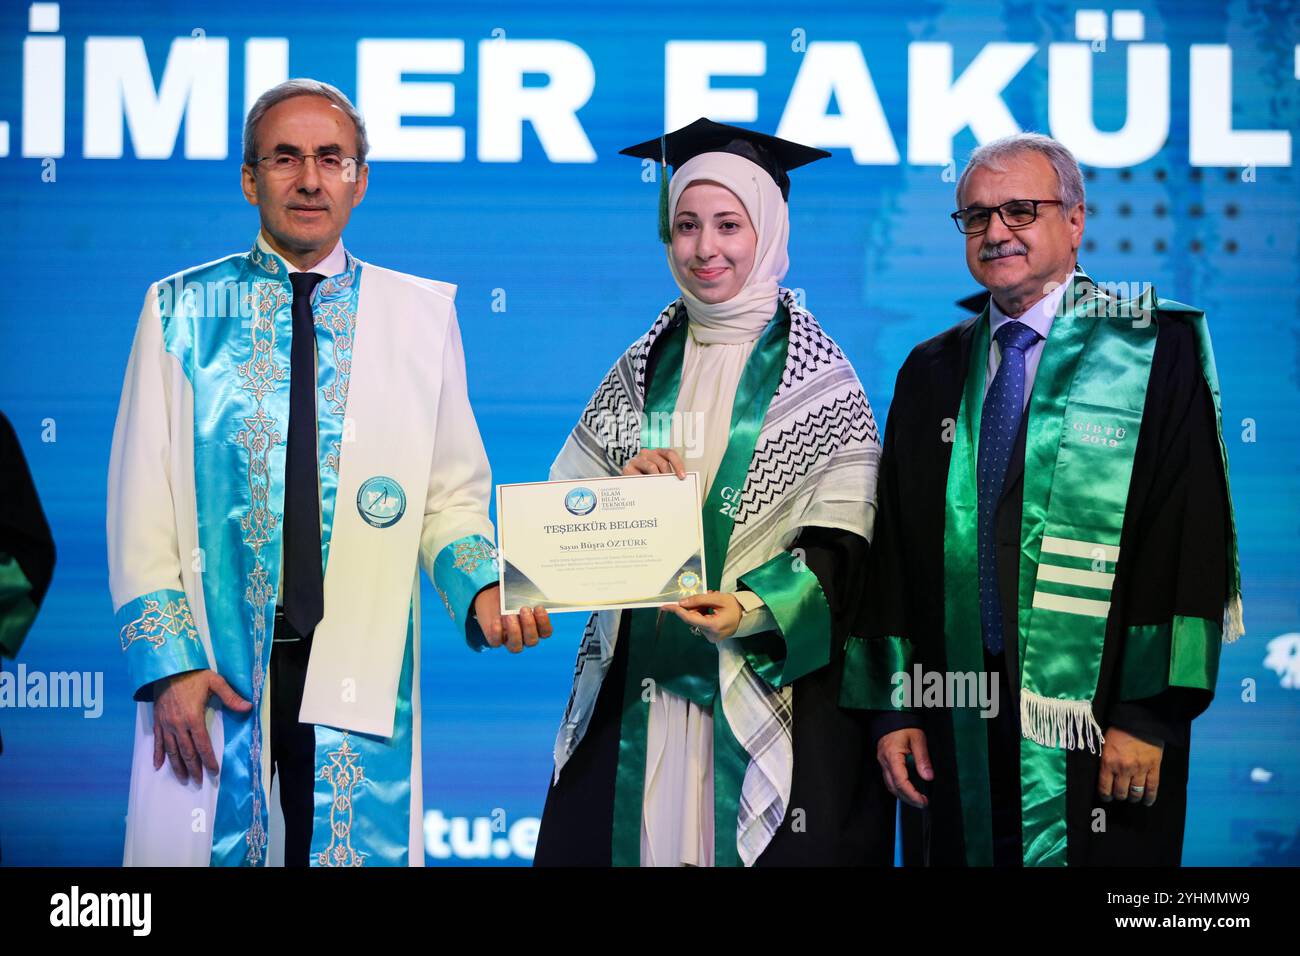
[980, 243, 1028, 261]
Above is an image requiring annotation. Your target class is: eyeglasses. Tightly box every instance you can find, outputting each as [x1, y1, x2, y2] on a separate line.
[253, 152, 358, 177]
[951, 199, 1064, 235]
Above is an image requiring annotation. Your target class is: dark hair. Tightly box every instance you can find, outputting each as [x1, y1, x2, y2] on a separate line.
[242, 78, 368, 166]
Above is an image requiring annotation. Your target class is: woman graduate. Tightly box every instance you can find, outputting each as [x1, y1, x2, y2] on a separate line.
[533, 119, 891, 866]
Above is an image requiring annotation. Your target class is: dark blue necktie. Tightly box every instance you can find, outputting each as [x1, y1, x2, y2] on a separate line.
[977, 320, 1041, 656]
[283, 271, 325, 638]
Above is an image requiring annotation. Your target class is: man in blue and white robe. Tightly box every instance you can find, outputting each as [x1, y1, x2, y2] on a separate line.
[106, 79, 541, 867]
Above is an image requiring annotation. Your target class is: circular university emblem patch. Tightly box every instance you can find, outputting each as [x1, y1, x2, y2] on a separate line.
[357, 475, 406, 528]
[564, 486, 597, 516]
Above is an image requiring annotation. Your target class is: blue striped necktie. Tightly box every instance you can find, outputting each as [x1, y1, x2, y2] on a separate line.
[977, 319, 1041, 656]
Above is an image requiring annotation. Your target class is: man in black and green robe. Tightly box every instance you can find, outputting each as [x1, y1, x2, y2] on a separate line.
[842, 134, 1242, 866]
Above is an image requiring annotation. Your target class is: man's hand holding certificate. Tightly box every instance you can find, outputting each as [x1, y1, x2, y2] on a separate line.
[496, 472, 708, 615]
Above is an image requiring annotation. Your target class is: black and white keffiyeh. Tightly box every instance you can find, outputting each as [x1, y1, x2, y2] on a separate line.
[549, 287, 880, 864]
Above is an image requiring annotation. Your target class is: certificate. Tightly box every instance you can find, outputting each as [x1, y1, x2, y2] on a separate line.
[496, 473, 707, 614]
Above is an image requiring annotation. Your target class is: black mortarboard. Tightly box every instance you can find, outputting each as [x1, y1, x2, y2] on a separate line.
[620, 118, 831, 242]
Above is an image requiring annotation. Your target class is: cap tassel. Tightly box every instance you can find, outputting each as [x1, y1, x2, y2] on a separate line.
[657, 134, 671, 245]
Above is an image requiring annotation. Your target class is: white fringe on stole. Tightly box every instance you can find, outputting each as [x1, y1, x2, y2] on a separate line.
[1019, 690, 1105, 752]
[1223, 593, 1244, 643]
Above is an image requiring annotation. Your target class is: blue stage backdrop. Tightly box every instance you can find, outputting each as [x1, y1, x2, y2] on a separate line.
[0, 0, 1296, 866]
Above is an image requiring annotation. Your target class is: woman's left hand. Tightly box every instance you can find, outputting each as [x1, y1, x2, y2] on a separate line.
[662, 591, 743, 644]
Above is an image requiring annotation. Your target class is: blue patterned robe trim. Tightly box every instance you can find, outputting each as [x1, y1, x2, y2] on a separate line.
[116, 589, 208, 700]
[432, 533, 499, 649]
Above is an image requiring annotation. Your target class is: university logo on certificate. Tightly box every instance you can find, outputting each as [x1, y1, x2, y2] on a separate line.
[496, 473, 707, 614]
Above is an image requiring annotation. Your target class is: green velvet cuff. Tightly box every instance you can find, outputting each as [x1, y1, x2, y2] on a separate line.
[839, 635, 915, 710]
[735, 550, 833, 688]
[0, 553, 36, 658]
[1118, 615, 1222, 701]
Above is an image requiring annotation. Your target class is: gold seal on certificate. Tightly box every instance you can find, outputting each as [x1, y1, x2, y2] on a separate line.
[496, 473, 707, 614]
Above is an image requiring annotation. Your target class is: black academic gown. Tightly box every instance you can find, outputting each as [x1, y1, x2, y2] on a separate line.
[534, 332, 895, 867]
[867, 306, 1230, 867]
[0, 410, 57, 867]
[0, 409, 57, 684]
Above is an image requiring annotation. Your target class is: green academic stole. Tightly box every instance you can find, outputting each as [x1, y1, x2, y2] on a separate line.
[944, 276, 1157, 866]
[610, 305, 790, 867]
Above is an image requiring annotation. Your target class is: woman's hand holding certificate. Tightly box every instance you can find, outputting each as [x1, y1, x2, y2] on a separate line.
[625, 448, 742, 641]
[621, 447, 688, 479]
[660, 591, 743, 643]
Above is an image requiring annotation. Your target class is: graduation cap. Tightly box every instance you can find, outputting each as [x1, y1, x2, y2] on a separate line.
[620, 118, 831, 243]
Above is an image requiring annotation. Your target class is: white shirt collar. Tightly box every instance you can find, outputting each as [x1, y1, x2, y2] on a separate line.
[987, 274, 1072, 344]
[255, 230, 347, 277]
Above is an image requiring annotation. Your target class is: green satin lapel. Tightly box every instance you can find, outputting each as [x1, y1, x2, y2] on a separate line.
[944, 276, 1159, 866]
[644, 307, 791, 707]
[1017, 280, 1156, 866]
[610, 303, 791, 867]
[942, 310, 994, 866]
[611, 608, 656, 867]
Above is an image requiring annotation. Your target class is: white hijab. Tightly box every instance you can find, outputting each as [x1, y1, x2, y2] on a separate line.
[666, 151, 790, 345]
